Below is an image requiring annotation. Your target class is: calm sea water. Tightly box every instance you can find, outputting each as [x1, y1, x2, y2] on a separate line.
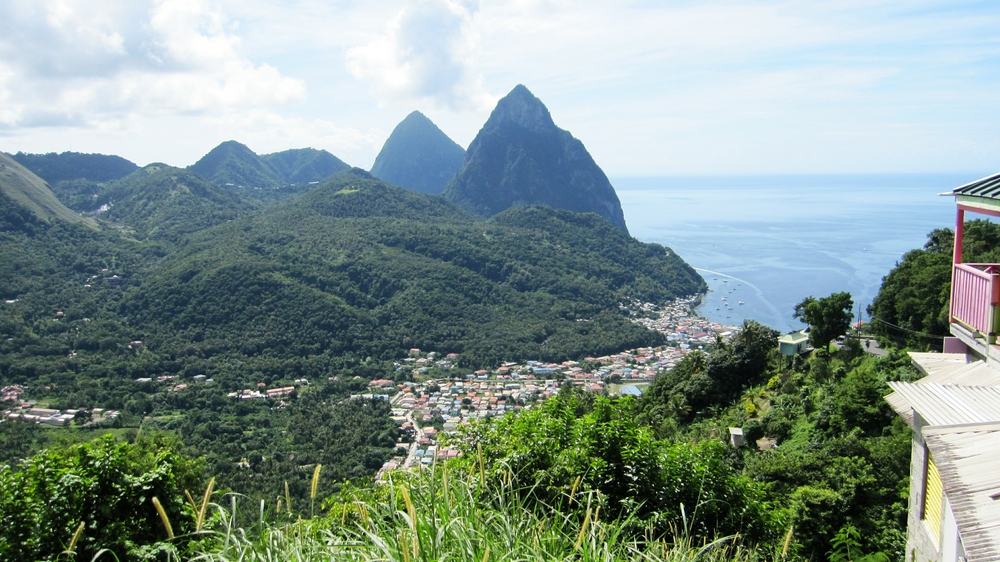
[613, 174, 985, 332]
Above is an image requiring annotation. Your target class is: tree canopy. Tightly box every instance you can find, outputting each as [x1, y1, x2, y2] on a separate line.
[794, 292, 853, 350]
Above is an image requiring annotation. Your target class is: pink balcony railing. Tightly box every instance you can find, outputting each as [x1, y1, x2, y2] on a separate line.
[951, 263, 1000, 336]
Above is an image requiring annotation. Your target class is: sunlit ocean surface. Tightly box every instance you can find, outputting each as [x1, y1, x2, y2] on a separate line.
[613, 174, 985, 332]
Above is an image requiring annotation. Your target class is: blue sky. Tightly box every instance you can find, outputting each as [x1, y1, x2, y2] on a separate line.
[0, 0, 998, 175]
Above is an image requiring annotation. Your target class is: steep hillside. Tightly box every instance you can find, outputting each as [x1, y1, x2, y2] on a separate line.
[262, 148, 349, 185]
[443, 85, 629, 233]
[0, 152, 97, 229]
[97, 164, 248, 241]
[370, 111, 465, 194]
[123, 169, 702, 366]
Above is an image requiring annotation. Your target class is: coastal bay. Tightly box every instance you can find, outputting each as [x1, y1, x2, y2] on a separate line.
[615, 173, 978, 331]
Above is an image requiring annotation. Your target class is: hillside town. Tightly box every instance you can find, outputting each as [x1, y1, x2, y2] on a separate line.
[370, 297, 738, 478]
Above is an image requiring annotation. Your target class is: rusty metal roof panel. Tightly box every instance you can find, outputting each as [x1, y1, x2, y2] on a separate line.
[923, 423, 1000, 561]
[885, 390, 915, 428]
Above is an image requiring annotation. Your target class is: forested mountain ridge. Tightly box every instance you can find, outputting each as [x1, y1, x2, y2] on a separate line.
[262, 147, 350, 185]
[370, 110, 466, 195]
[122, 168, 703, 367]
[0, 162, 703, 384]
[188, 140, 283, 188]
[10, 150, 138, 184]
[443, 85, 629, 234]
[0, 151, 98, 229]
[187, 140, 350, 202]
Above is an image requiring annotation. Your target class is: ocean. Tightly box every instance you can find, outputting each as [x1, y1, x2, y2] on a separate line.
[613, 174, 985, 333]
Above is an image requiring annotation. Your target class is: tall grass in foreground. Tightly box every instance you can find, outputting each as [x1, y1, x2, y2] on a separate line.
[190, 462, 774, 562]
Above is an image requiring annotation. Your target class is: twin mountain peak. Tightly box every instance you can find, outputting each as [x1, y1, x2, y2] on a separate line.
[374, 85, 627, 234]
[7, 85, 628, 235]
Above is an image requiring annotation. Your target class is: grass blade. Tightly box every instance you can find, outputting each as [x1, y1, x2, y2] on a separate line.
[152, 496, 174, 539]
[197, 476, 215, 533]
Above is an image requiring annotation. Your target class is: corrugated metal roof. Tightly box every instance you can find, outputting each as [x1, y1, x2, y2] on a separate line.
[949, 172, 1000, 199]
[778, 331, 809, 344]
[909, 352, 970, 378]
[889, 357, 1000, 428]
[924, 423, 1000, 561]
[885, 391, 915, 428]
[885, 383, 1000, 426]
[922, 362, 1000, 387]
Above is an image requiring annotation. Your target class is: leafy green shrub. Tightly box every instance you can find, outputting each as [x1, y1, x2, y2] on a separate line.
[0, 434, 202, 561]
[453, 389, 780, 543]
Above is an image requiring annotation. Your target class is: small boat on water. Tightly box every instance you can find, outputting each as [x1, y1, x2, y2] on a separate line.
[721, 297, 727, 301]
[738, 301, 745, 305]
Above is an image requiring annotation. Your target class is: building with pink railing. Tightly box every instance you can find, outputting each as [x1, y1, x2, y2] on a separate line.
[884, 172, 1000, 562]
[948, 173, 1000, 358]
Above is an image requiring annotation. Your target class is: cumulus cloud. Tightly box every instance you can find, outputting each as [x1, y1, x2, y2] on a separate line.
[209, 109, 387, 156]
[0, 0, 305, 129]
[346, 0, 494, 111]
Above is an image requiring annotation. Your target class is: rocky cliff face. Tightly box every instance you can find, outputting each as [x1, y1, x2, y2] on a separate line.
[442, 85, 628, 234]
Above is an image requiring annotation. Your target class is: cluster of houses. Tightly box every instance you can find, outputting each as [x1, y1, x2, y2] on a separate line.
[376, 377, 557, 477]
[134, 374, 216, 392]
[2, 385, 23, 403]
[1, 392, 119, 428]
[227, 381, 306, 400]
[395, 378, 556, 422]
[397, 350, 461, 376]
[630, 296, 736, 349]
[369, 290, 821, 481]
[370, 301, 743, 480]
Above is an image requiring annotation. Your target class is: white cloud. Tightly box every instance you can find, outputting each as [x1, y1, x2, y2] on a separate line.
[346, 0, 495, 111]
[207, 109, 387, 158]
[0, 0, 305, 129]
[3, 0, 1000, 174]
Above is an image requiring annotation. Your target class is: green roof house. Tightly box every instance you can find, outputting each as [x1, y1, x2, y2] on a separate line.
[778, 330, 809, 356]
